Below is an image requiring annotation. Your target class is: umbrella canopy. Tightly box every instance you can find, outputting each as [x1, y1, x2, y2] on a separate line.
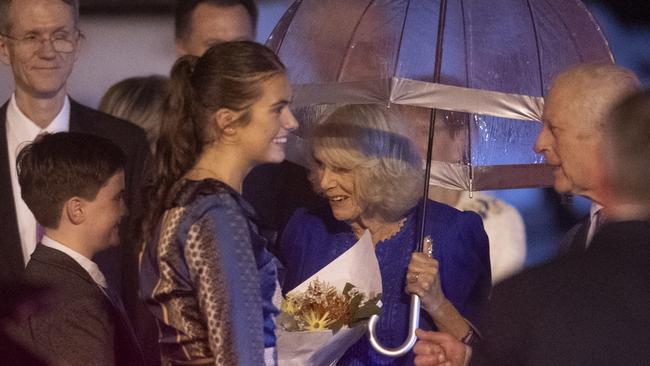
[267, 0, 613, 191]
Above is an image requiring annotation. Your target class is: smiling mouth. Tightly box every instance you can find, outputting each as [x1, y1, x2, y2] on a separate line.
[273, 136, 288, 144]
[328, 195, 349, 203]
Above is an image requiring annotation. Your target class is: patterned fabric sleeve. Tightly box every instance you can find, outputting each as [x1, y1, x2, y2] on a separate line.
[183, 194, 265, 366]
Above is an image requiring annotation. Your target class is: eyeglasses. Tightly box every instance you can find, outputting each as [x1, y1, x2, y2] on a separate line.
[0, 29, 82, 53]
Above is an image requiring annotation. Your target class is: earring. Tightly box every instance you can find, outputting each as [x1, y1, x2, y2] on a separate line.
[224, 127, 235, 135]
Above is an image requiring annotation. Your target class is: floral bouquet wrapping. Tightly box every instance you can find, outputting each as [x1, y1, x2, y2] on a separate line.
[276, 230, 382, 365]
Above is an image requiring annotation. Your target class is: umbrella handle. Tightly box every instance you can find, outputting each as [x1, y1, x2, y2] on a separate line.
[368, 293, 420, 357]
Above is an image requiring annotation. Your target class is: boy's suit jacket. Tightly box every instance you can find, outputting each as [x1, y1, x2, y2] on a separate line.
[22, 244, 144, 366]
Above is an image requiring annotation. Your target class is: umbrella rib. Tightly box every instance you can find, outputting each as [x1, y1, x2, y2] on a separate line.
[391, 0, 413, 80]
[336, 0, 376, 82]
[266, 0, 305, 52]
[418, 0, 449, 253]
[459, 0, 472, 186]
[526, 0, 546, 97]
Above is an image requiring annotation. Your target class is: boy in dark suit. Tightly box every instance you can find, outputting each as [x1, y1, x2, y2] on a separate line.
[14, 132, 144, 366]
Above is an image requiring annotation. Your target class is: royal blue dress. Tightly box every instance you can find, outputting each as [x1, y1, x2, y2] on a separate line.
[277, 200, 491, 365]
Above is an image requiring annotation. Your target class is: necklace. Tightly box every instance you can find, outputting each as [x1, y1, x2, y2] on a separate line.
[355, 217, 407, 245]
[374, 217, 407, 243]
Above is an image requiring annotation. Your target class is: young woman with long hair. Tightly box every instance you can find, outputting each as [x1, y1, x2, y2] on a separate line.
[139, 41, 297, 366]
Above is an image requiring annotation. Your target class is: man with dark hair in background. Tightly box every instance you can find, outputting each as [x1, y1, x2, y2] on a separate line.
[175, 0, 257, 56]
[0, 0, 149, 353]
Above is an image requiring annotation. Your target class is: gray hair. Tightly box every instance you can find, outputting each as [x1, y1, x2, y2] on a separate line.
[0, 0, 79, 33]
[551, 63, 640, 132]
[310, 104, 424, 222]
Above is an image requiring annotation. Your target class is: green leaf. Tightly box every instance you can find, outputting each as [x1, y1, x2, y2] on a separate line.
[343, 282, 354, 296]
[351, 293, 383, 320]
[330, 319, 344, 334]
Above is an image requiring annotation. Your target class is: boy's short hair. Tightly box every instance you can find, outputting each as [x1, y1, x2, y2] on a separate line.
[17, 132, 126, 228]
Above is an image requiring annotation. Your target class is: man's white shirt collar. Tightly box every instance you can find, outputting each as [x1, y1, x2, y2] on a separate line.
[586, 202, 605, 248]
[7, 94, 70, 142]
[40, 235, 108, 288]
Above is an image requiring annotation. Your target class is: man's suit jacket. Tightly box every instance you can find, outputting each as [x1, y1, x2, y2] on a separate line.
[556, 216, 590, 257]
[473, 220, 650, 366]
[0, 99, 149, 320]
[20, 244, 144, 366]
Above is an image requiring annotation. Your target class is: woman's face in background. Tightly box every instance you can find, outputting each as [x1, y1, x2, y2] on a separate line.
[313, 149, 365, 224]
[237, 74, 298, 165]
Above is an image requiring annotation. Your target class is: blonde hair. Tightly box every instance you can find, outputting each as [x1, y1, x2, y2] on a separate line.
[99, 75, 169, 151]
[311, 104, 424, 221]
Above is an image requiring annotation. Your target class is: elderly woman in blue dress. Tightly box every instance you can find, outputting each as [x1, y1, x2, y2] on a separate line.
[277, 104, 491, 365]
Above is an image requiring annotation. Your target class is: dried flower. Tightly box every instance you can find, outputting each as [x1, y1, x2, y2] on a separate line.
[302, 310, 335, 331]
[280, 279, 382, 332]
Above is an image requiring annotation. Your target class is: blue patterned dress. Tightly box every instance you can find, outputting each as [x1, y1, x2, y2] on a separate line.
[277, 200, 491, 365]
[139, 179, 278, 365]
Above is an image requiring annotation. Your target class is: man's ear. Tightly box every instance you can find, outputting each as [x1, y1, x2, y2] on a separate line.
[64, 197, 85, 225]
[72, 34, 83, 63]
[0, 36, 12, 65]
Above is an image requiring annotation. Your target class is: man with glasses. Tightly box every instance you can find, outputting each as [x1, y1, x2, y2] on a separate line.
[0, 0, 149, 338]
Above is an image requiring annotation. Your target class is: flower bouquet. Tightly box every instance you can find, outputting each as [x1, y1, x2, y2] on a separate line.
[276, 230, 382, 365]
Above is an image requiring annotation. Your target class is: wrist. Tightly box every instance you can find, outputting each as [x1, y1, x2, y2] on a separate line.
[426, 297, 449, 316]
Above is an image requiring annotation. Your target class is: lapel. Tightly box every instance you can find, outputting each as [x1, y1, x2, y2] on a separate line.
[557, 216, 590, 257]
[0, 101, 27, 282]
[568, 217, 590, 256]
[68, 98, 89, 133]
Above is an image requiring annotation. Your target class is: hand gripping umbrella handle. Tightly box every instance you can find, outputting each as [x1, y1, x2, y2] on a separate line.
[368, 293, 420, 357]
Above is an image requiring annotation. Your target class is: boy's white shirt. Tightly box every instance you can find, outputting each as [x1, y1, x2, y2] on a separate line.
[40, 234, 108, 288]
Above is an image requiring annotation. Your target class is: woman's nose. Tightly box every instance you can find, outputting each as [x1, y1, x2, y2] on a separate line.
[282, 108, 299, 132]
[319, 167, 336, 190]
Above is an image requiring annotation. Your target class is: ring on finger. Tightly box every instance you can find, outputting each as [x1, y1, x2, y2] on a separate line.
[408, 272, 420, 283]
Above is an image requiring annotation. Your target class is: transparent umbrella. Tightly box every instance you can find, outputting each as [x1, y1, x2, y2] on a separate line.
[266, 0, 613, 357]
